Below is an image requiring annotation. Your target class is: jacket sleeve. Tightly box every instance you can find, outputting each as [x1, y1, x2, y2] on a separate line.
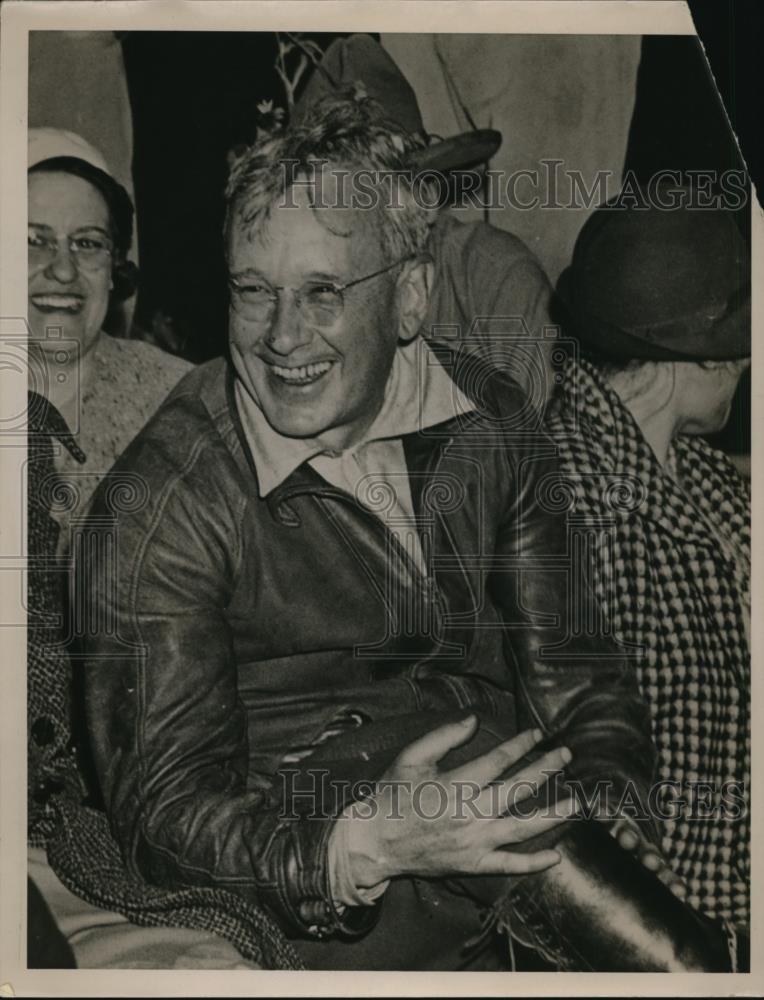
[487, 433, 656, 821]
[79, 438, 378, 941]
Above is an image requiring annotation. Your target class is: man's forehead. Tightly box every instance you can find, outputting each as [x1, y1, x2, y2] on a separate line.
[231, 181, 383, 265]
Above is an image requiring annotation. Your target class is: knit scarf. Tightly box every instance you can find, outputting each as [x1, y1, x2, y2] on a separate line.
[545, 360, 750, 928]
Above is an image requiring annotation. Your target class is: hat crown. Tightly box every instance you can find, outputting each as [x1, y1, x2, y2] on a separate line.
[289, 35, 502, 173]
[573, 203, 748, 328]
[558, 192, 751, 360]
[292, 35, 425, 135]
[28, 127, 113, 176]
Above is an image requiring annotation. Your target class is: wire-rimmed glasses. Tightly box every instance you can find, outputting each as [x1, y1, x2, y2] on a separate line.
[228, 255, 414, 327]
[28, 225, 114, 272]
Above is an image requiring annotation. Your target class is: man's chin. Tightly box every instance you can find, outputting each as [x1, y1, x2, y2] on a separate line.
[260, 405, 332, 441]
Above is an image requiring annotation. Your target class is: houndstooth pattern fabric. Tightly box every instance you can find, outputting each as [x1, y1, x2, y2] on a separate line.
[26, 391, 303, 970]
[27, 395, 88, 845]
[546, 360, 750, 928]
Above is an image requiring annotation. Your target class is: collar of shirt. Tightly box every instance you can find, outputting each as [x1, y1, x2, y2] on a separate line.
[234, 338, 476, 499]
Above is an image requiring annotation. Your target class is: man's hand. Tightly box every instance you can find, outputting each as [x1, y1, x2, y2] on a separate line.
[345, 715, 578, 890]
[610, 817, 687, 900]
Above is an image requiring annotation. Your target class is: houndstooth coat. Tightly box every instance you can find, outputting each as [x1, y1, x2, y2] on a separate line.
[546, 360, 750, 929]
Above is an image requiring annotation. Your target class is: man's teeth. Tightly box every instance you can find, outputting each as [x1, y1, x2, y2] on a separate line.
[270, 361, 333, 382]
[32, 295, 82, 309]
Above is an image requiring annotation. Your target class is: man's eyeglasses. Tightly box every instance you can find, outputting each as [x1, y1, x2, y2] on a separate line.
[28, 226, 114, 272]
[228, 255, 413, 327]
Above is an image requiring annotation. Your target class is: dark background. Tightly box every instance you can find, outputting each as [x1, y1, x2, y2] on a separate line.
[120, 5, 759, 450]
[623, 5, 756, 455]
[682, 0, 761, 453]
[121, 30, 358, 362]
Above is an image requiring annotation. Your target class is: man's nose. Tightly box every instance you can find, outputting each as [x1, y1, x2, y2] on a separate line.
[265, 292, 313, 355]
[44, 243, 79, 283]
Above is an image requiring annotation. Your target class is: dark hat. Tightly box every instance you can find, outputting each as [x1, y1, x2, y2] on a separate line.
[556, 193, 751, 361]
[291, 34, 502, 173]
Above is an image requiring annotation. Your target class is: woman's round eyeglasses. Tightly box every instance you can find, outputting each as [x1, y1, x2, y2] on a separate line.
[28, 226, 113, 272]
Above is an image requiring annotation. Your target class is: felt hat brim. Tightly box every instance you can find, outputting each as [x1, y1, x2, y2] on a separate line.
[411, 129, 502, 173]
[557, 266, 751, 361]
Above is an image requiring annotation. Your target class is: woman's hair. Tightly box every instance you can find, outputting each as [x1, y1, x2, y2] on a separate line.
[29, 158, 138, 304]
[109, 259, 139, 304]
[224, 91, 435, 262]
[581, 347, 748, 383]
[578, 344, 677, 415]
[579, 344, 643, 379]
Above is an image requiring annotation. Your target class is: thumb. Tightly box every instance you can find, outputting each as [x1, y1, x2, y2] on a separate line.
[395, 714, 478, 770]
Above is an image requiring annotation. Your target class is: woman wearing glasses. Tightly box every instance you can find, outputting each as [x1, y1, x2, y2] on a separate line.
[27, 128, 191, 523]
[26, 130, 270, 969]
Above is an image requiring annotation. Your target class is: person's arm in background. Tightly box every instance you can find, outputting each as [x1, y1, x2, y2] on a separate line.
[425, 213, 557, 409]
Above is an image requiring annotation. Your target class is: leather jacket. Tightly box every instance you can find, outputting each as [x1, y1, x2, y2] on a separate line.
[80, 349, 655, 943]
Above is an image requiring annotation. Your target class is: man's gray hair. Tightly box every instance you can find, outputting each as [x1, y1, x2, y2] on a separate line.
[225, 92, 435, 261]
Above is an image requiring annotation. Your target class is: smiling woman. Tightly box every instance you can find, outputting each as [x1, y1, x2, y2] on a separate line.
[28, 170, 114, 358]
[27, 128, 192, 522]
[25, 131, 266, 971]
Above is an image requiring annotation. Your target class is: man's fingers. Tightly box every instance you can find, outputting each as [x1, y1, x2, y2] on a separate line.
[615, 826, 640, 852]
[669, 878, 687, 900]
[394, 715, 478, 770]
[475, 848, 562, 877]
[653, 863, 686, 898]
[640, 850, 662, 873]
[612, 821, 686, 897]
[447, 727, 544, 786]
[474, 745, 572, 815]
[485, 795, 579, 846]
[655, 866, 687, 901]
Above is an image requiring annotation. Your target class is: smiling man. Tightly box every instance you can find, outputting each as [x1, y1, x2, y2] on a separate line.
[226, 174, 422, 449]
[80, 96, 734, 972]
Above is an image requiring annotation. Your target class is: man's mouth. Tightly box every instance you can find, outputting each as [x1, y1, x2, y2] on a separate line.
[268, 360, 335, 386]
[30, 294, 85, 314]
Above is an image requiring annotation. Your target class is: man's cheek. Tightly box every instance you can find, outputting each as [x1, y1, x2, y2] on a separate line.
[229, 340, 262, 399]
[229, 315, 258, 352]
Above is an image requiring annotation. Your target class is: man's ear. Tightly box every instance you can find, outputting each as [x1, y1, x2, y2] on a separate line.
[397, 255, 434, 343]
